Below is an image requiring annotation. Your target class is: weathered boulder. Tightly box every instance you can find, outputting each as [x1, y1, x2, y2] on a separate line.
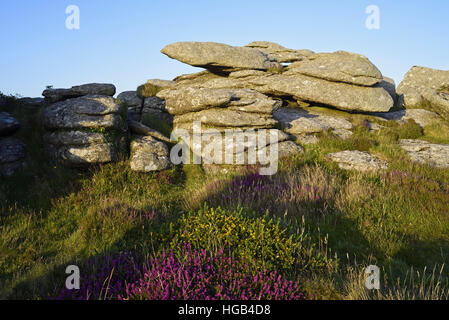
[141, 96, 173, 124]
[42, 95, 126, 166]
[43, 130, 109, 146]
[377, 77, 397, 105]
[158, 87, 280, 116]
[130, 135, 172, 172]
[170, 70, 394, 114]
[71, 83, 116, 97]
[128, 120, 171, 143]
[17, 97, 45, 108]
[271, 140, 304, 158]
[117, 91, 143, 110]
[0, 112, 20, 136]
[42, 83, 116, 103]
[143, 96, 166, 111]
[374, 109, 442, 127]
[186, 129, 289, 153]
[397, 66, 449, 120]
[228, 70, 268, 79]
[138, 79, 176, 98]
[41, 88, 75, 103]
[286, 51, 383, 86]
[174, 109, 277, 129]
[249, 74, 394, 113]
[180, 128, 298, 165]
[174, 70, 221, 84]
[43, 129, 127, 167]
[328, 150, 388, 172]
[399, 139, 449, 168]
[0, 137, 25, 177]
[245, 41, 314, 63]
[161, 42, 282, 72]
[171, 70, 265, 92]
[274, 107, 353, 135]
[43, 95, 124, 130]
[44, 140, 118, 166]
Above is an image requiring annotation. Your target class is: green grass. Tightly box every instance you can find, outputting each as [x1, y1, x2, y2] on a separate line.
[1, 97, 449, 300]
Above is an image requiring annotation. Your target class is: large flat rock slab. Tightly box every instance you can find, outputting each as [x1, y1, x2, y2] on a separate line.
[245, 41, 314, 63]
[399, 139, 449, 168]
[274, 107, 353, 134]
[157, 87, 280, 116]
[286, 51, 383, 86]
[161, 42, 282, 72]
[328, 150, 388, 172]
[173, 109, 277, 129]
[42, 83, 116, 103]
[250, 74, 394, 113]
[43, 95, 123, 130]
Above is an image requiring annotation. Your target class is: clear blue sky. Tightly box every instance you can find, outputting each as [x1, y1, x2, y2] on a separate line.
[1, 0, 448, 97]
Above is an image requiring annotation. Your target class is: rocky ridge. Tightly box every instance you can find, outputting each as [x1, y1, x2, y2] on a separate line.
[2, 41, 449, 175]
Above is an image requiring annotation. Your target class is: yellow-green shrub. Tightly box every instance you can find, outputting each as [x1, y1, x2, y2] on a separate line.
[169, 206, 299, 271]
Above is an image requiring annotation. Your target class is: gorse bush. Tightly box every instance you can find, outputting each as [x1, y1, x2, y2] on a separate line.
[169, 206, 298, 271]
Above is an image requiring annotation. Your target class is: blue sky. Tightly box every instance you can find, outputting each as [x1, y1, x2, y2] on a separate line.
[1, 0, 448, 97]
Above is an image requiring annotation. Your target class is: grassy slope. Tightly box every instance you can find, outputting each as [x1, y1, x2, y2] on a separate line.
[1, 96, 449, 300]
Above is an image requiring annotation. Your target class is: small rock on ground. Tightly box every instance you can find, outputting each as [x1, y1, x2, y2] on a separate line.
[130, 136, 172, 172]
[399, 139, 449, 168]
[328, 150, 388, 172]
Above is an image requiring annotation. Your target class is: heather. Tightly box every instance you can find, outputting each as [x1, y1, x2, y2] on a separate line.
[55, 251, 144, 300]
[122, 245, 305, 300]
[52, 245, 305, 300]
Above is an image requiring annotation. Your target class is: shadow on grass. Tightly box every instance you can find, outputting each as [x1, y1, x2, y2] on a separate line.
[2, 137, 449, 299]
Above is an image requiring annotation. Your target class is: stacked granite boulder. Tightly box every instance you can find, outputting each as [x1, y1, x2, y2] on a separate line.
[157, 86, 300, 164]
[147, 41, 401, 165]
[117, 82, 174, 172]
[36, 42, 449, 173]
[0, 112, 25, 177]
[116, 90, 143, 121]
[42, 83, 128, 167]
[116, 79, 175, 124]
[160, 42, 394, 113]
[159, 42, 396, 139]
[158, 42, 322, 163]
